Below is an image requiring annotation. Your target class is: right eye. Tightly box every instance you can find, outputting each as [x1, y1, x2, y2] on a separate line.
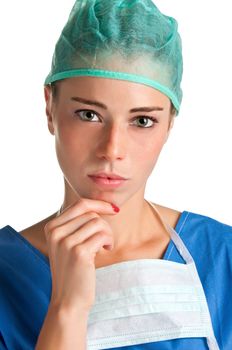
[74, 110, 101, 122]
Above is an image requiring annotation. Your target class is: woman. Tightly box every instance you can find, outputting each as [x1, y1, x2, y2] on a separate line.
[0, 0, 231, 349]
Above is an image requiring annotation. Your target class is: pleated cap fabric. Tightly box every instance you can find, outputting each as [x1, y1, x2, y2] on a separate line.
[44, 0, 183, 115]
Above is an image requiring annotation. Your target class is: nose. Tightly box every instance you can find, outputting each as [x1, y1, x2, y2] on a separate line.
[96, 122, 127, 161]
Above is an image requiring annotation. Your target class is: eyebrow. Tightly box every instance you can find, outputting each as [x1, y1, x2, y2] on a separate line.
[70, 96, 164, 113]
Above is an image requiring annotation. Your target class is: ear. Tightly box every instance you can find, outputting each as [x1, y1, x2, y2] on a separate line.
[164, 116, 175, 143]
[44, 85, 55, 135]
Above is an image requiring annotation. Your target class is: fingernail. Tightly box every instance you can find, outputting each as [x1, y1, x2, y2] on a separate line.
[111, 203, 120, 212]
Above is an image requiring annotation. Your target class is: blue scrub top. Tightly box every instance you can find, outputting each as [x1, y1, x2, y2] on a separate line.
[0, 210, 232, 350]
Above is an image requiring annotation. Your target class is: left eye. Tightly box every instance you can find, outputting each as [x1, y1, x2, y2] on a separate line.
[74, 110, 158, 128]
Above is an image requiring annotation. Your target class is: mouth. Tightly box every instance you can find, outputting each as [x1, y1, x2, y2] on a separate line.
[88, 171, 129, 180]
[88, 175, 128, 188]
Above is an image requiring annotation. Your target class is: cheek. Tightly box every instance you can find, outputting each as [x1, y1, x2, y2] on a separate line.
[55, 114, 86, 149]
[54, 122, 88, 172]
[130, 131, 167, 176]
[132, 131, 166, 160]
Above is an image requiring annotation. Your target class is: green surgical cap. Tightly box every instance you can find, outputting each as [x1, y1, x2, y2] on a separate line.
[44, 0, 183, 115]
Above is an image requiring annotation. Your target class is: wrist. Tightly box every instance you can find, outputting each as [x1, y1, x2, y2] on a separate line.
[49, 301, 90, 323]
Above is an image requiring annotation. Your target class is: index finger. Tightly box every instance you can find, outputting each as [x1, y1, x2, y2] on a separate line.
[54, 197, 118, 222]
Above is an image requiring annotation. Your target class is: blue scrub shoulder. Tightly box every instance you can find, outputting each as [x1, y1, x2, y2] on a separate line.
[166, 210, 232, 350]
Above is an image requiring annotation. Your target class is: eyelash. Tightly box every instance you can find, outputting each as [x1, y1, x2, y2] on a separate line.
[74, 109, 159, 129]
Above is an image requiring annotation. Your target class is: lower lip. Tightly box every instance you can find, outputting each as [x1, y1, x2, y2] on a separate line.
[88, 176, 127, 188]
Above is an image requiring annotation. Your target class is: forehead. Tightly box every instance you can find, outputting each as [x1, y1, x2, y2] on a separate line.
[58, 77, 171, 108]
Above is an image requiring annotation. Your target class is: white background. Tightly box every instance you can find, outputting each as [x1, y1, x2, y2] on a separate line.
[0, 0, 231, 230]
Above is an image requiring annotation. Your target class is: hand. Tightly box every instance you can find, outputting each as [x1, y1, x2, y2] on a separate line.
[44, 197, 118, 313]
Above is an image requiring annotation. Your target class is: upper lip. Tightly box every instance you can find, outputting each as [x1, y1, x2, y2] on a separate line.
[89, 172, 128, 180]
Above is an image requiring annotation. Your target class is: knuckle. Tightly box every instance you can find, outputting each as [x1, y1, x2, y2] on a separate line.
[89, 212, 100, 220]
[52, 226, 62, 236]
[102, 220, 110, 230]
[100, 229, 113, 243]
[61, 237, 72, 251]
[49, 234, 58, 246]
[44, 221, 54, 235]
[90, 216, 101, 225]
[72, 245, 87, 260]
[48, 227, 62, 244]
[95, 218, 111, 233]
[97, 230, 109, 240]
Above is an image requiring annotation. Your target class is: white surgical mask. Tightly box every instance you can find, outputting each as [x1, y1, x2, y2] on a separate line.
[86, 200, 220, 350]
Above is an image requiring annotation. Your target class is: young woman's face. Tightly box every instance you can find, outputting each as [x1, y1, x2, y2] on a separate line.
[45, 77, 174, 204]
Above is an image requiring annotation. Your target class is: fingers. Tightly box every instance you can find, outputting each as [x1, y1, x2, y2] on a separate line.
[44, 197, 117, 238]
[56, 216, 114, 253]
